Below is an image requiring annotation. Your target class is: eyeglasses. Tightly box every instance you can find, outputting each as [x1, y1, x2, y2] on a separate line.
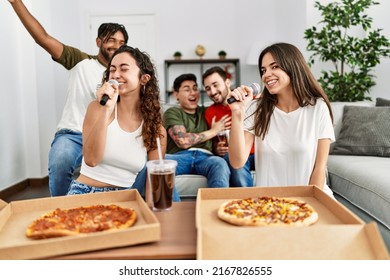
[180, 86, 199, 94]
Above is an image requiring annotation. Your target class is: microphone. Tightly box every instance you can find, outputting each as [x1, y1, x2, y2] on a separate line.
[227, 82, 261, 104]
[100, 79, 119, 106]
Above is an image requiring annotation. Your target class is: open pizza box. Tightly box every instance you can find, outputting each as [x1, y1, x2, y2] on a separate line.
[0, 199, 7, 211]
[196, 186, 389, 260]
[0, 189, 160, 260]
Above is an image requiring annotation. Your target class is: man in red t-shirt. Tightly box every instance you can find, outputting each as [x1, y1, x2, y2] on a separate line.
[203, 66, 255, 187]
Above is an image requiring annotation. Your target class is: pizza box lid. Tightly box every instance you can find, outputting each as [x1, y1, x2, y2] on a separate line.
[0, 189, 160, 260]
[196, 185, 389, 260]
[0, 199, 7, 211]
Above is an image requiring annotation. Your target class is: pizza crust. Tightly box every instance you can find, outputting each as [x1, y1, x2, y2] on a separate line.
[217, 197, 318, 227]
[26, 204, 137, 239]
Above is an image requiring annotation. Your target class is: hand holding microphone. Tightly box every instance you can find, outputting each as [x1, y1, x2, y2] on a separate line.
[227, 82, 261, 104]
[100, 79, 119, 106]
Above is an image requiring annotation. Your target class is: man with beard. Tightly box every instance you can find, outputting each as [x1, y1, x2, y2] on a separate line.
[164, 73, 230, 190]
[202, 66, 254, 187]
[7, 0, 128, 196]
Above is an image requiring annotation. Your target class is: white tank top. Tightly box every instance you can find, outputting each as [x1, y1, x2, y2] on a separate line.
[80, 105, 147, 187]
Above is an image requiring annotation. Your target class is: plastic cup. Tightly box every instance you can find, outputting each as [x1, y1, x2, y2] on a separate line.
[146, 159, 177, 211]
[217, 129, 230, 147]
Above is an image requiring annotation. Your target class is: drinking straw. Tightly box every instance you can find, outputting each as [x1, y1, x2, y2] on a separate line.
[156, 137, 164, 165]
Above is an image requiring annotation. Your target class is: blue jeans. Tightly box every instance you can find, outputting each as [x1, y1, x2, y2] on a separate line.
[130, 165, 181, 202]
[165, 150, 230, 188]
[66, 165, 180, 200]
[67, 180, 131, 194]
[48, 129, 83, 196]
[224, 153, 255, 187]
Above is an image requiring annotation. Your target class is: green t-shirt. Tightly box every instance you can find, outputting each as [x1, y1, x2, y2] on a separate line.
[53, 45, 100, 70]
[163, 106, 212, 154]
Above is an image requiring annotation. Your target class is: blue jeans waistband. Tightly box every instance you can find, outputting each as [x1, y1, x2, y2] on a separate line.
[67, 180, 129, 195]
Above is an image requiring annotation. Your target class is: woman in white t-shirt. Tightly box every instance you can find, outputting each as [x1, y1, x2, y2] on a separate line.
[227, 43, 335, 196]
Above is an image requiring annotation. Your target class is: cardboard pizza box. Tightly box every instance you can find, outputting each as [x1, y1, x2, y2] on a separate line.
[0, 199, 7, 211]
[0, 189, 160, 260]
[196, 185, 389, 260]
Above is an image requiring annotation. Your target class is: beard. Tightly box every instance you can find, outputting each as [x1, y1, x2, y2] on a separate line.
[100, 46, 114, 63]
[215, 85, 229, 104]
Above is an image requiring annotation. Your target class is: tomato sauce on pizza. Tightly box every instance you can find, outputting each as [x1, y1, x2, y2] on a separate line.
[217, 196, 318, 226]
[26, 204, 137, 239]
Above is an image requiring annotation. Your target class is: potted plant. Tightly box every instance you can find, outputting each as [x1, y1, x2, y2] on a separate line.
[218, 50, 227, 59]
[173, 51, 182, 60]
[304, 0, 390, 102]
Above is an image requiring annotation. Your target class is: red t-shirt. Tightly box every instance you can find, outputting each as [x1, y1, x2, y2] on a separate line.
[205, 103, 231, 127]
[205, 103, 254, 154]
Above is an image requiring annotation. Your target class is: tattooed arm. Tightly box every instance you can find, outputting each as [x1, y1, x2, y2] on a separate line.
[168, 116, 226, 150]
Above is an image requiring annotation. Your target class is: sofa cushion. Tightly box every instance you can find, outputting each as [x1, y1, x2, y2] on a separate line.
[175, 174, 207, 198]
[175, 171, 257, 199]
[329, 102, 373, 154]
[331, 106, 390, 157]
[376, 97, 390, 107]
[330, 101, 374, 140]
[327, 155, 390, 231]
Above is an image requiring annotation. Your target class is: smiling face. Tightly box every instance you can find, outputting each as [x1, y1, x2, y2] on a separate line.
[109, 52, 142, 97]
[174, 80, 200, 113]
[203, 72, 230, 104]
[260, 52, 292, 96]
[97, 31, 126, 65]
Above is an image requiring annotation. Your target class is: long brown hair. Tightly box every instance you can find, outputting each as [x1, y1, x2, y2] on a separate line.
[253, 42, 333, 139]
[103, 45, 164, 151]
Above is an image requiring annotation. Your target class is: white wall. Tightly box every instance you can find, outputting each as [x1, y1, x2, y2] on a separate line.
[0, 0, 389, 191]
[0, 1, 28, 188]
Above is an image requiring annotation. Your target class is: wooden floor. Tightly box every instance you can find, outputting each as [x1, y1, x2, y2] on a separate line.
[1, 184, 50, 203]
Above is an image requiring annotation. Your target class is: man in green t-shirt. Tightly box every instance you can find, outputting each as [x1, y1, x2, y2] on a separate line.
[164, 74, 230, 188]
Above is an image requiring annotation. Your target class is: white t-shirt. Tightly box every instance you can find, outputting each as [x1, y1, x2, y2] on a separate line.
[57, 58, 105, 132]
[80, 106, 147, 187]
[244, 99, 335, 195]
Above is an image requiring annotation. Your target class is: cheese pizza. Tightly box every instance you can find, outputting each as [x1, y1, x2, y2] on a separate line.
[217, 196, 318, 226]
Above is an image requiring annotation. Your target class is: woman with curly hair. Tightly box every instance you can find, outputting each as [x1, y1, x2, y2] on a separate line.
[228, 42, 335, 197]
[67, 45, 175, 200]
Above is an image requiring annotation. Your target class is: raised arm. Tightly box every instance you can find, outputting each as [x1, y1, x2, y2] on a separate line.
[228, 109, 254, 169]
[228, 85, 255, 168]
[8, 0, 64, 59]
[82, 82, 118, 166]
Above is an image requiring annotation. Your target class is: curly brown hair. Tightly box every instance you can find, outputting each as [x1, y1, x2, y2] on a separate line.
[103, 45, 164, 151]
